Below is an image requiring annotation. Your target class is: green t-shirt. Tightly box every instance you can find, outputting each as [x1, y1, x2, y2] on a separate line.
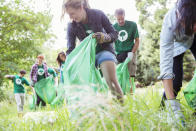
[13, 75, 30, 93]
[37, 65, 45, 82]
[82, 24, 102, 53]
[83, 24, 93, 36]
[48, 68, 57, 78]
[113, 21, 139, 54]
[60, 61, 65, 83]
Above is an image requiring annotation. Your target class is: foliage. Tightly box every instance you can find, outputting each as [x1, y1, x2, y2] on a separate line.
[0, 0, 54, 86]
[0, 86, 195, 130]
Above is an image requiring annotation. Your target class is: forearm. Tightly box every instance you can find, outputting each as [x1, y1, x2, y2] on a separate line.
[162, 79, 175, 99]
[4, 75, 14, 80]
[131, 38, 139, 53]
[66, 23, 76, 55]
[108, 30, 118, 42]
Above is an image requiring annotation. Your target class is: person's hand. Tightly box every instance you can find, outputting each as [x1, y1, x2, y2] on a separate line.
[127, 52, 133, 60]
[30, 86, 35, 94]
[92, 32, 111, 44]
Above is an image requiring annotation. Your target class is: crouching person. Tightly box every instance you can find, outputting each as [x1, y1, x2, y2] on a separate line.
[5, 70, 33, 117]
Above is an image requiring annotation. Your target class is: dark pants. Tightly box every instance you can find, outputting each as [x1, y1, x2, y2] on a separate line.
[161, 35, 196, 106]
[36, 93, 46, 107]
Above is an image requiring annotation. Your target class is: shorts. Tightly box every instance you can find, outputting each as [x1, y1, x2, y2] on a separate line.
[95, 51, 117, 67]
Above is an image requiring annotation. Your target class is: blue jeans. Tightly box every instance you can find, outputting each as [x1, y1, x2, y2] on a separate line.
[95, 51, 117, 67]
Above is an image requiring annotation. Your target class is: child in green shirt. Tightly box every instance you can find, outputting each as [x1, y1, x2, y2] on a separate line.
[5, 70, 33, 117]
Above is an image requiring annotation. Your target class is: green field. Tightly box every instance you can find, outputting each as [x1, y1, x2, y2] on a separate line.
[0, 82, 195, 131]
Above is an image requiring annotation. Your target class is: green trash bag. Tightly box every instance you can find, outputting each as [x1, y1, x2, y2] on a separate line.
[183, 70, 196, 110]
[29, 92, 37, 110]
[51, 83, 66, 106]
[116, 56, 135, 94]
[34, 77, 56, 104]
[63, 34, 107, 92]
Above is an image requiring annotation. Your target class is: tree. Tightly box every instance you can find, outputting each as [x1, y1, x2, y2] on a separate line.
[0, 0, 54, 86]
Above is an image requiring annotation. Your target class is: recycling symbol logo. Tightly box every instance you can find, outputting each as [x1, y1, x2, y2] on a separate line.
[16, 79, 22, 85]
[38, 68, 45, 76]
[118, 30, 128, 42]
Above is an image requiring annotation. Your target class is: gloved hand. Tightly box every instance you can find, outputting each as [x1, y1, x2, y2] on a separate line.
[30, 86, 36, 95]
[92, 32, 111, 44]
[165, 99, 185, 127]
[127, 52, 133, 60]
[30, 82, 35, 87]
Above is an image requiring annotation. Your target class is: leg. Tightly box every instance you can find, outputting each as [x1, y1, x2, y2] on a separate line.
[36, 93, 46, 106]
[190, 35, 196, 59]
[36, 94, 46, 106]
[20, 93, 25, 112]
[173, 53, 184, 97]
[15, 93, 22, 112]
[100, 61, 123, 102]
[36, 93, 41, 106]
[128, 53, 137, 93]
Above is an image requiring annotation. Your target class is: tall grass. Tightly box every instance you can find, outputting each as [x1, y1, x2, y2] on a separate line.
[0, 83, 195, 131]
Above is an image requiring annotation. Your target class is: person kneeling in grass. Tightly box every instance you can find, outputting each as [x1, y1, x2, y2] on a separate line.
[5, 70, 33, 117]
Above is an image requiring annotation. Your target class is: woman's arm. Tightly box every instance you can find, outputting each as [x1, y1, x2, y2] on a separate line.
[159, 10, 176, 99]
[100, 11, 118, 42]
[66, 23, 77, 55]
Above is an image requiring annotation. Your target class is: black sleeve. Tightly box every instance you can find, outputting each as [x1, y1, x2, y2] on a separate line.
[66, 23, 77, 55]
[101, 11, 118, 42]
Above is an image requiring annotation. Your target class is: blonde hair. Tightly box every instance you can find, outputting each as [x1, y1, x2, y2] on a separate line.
[61, 0, 90, 20]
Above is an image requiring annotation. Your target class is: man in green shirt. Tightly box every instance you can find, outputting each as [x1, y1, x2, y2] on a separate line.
[113, 8, 140, 93]
[5, 70, 33, 117]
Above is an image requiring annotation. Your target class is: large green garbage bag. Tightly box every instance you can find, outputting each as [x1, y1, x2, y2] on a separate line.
[29, 78, 65, 109]
[34, 77, 56, 104]
[183, 70, 196, 110]
[116, 57, 131, 94]
[51, 83, 66, 106]
[29, 92, 37, 110]
[63, 34, 107, 92]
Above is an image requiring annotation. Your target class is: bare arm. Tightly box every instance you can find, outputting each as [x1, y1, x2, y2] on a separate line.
[131, 38, 139, 53]
[4, 75, 15, 80]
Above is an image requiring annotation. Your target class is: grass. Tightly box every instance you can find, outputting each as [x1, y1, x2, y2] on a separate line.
[0, 82, 195, 131]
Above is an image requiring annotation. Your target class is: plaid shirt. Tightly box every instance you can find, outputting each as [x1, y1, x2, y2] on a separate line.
[30, 63, 49, 85]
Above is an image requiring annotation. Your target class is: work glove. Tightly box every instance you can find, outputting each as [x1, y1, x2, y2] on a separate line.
[127, 52, 133, 60]
[92, 32, 111, 44]
[165, 99, 185, 127]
